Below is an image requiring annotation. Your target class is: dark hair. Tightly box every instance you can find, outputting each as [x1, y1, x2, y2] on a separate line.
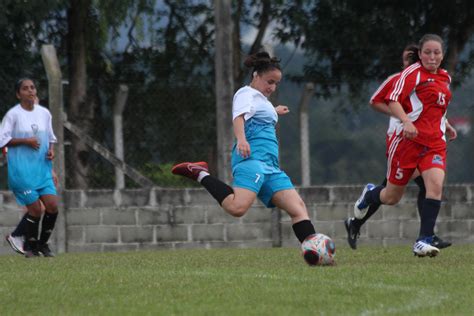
[244, 51, 281, 77]
[15, 78, 35, 93]
[403, 43, 420, 66]
[418, 34, 444, 51]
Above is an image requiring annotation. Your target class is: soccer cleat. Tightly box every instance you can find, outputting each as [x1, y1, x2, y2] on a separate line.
[354, 183, 375, 219]
[413, 238, 440, 257]
[171, 161, 209, 181]
[344, 218, 360, 250]
[37, 243, 55, 257]
[431, 235, 452, 249]
[5, 234, 25, 255]
[23, 240, 40, 258]
[24, 249, 40, 258]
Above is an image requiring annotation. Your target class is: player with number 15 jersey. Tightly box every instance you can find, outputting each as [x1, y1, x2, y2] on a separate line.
[385, 61, 451, 185]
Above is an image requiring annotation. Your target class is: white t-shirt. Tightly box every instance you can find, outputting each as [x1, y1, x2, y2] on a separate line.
[232, 86, 278, 124]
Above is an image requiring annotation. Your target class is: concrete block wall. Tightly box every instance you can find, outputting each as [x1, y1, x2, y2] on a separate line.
[0, 185, 473, 254]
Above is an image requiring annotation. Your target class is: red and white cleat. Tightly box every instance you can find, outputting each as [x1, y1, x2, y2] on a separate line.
[171, 161, 209, 181]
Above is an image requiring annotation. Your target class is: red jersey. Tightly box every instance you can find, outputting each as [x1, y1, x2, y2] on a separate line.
[370, 72, 400, 105]
[386, 62, 451, 149]
[370, 72, 401, 139]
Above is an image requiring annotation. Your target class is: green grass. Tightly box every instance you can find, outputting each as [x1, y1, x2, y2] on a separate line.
[0, 245, 473, 315]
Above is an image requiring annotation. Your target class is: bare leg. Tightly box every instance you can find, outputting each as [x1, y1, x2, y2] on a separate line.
[221, 188, 257, 217]
[271, 189, 315, 243]
[380, 181, 406, 205]
[271, 189, 309, 223]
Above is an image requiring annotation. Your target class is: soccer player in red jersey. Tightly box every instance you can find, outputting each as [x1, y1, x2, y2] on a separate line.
[354, 34, 457, 257]
[345, 44, 456, 250]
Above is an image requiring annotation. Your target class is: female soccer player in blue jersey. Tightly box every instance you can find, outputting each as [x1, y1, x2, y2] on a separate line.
[0, 78, 58, 257]
[172, 52, 320, 257]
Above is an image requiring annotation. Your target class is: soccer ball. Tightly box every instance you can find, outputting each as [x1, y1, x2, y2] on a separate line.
[301, 233, 336, 266]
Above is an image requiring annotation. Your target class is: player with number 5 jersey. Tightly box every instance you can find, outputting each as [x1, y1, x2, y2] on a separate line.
[353, 34, 456, 258]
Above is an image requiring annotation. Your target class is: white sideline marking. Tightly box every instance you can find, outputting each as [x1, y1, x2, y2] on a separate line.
[361, 291, 449, 315]
[158, 269, 450, 314]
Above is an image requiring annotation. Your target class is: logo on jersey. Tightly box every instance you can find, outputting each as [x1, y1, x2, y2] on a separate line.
[23, 190, 32, 195]
[432, 155, 444, 165]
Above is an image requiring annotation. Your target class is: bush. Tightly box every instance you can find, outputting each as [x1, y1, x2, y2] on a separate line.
[141, 162, 200, 187]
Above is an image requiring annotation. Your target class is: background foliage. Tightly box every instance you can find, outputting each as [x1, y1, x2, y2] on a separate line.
[0, 0, 472, 188]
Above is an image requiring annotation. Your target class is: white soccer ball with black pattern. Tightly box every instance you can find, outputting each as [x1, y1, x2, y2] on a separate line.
[301, 233, 336, 266]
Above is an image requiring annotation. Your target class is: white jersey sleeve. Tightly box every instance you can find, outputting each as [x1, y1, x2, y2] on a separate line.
[0, 109, 15, 148]
[232, 86, 257, 121]
[45, 108, 57, 143]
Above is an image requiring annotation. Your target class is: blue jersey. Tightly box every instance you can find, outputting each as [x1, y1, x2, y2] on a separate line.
[231, 86, 280, 173]
[0, 104, 57, 192]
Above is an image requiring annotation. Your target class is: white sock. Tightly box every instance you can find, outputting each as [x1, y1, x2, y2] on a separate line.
[197, 171, 210, 183]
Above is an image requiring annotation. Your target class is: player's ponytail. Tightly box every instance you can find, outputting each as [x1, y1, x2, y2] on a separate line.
[244, 51, 281, 79]
[403, 44, 420, 66]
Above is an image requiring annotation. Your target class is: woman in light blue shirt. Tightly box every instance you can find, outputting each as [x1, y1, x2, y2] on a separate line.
[0, 78, 58, 257]
[172, 52, 324, 264]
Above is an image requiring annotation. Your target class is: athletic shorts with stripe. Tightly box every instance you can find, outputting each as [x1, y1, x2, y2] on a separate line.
[386, 135, 446, 186]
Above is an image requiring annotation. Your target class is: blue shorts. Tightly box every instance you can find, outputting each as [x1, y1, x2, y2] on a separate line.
[232, 159, 294, 208]
[12, 178, 57, 206]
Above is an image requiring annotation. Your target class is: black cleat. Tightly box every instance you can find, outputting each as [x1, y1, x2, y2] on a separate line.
[431, 235, 452, 249]
[23, 240, 40, 258]
[344, 217, 360, 250]
[37, 243, 55, 257]
[24, 249, 40, 258]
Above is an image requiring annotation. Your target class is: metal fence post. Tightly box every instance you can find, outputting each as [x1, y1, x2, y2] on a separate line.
[214, 0, 234, 183]
[41, 44, 67, 253]
[299, 83, 315, 187]
[114, 84, 128, 190]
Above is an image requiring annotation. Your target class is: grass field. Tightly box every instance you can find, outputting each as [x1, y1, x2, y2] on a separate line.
[0, 245, 473, 315]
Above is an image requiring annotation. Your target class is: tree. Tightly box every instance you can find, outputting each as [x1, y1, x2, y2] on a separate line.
[214, 0, 234, 182]
[67, 0, 91, 188]
[0, 0, 66, 115]
[275, 0, 474, 100]
[65, 0, 158, 188]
